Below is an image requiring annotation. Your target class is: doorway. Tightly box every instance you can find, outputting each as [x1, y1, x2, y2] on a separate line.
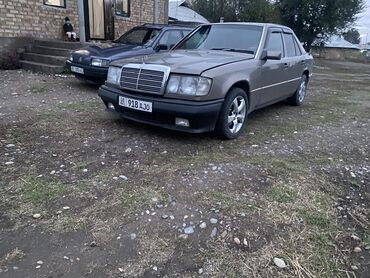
[84, 0, 114, 40]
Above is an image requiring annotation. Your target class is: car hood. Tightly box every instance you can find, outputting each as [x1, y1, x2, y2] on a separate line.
[74, 43, 149, 59]
[110, 50, 254, 75]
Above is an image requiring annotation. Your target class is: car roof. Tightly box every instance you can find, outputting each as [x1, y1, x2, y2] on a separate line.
[206, 22, 294, 32]
[140, 23, 194, 30]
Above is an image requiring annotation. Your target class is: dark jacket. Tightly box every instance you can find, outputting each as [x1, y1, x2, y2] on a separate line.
[63, 23, 73, 33]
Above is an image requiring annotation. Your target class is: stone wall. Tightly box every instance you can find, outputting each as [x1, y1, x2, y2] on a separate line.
[0, 37, 34, 69]
[0, 0, 79, 40]
[312, 47, 368, 63]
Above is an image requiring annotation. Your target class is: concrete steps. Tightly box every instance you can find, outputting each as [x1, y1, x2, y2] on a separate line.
[20, 60, 65, 74]
[23, 53, 67, 66]
[33, 39, 83, 50]
[20, 39, 84, 74]
[30, 45, 72, 57]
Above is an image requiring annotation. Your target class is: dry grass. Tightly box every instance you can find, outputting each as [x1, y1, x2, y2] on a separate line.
[120, 230, 175, 277]
[0, 248, 25, 267]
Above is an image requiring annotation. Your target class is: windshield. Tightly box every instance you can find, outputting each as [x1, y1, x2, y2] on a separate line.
[115, 27, 161, 46]
[175, 25, 263, 55]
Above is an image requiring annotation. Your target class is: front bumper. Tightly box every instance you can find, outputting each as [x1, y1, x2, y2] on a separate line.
[66, 60, 108, 83]
[98, 85, 224, 133]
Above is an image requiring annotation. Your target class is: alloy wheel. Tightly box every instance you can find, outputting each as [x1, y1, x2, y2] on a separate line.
[228, 96, 246, 134]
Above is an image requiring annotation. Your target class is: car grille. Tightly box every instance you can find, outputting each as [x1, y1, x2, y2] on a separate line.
[120, 66, 166, 95]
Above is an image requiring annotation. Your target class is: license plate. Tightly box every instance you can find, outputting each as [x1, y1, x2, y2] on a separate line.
[119, 96, 152, 113]
[71, 66, 84, 74]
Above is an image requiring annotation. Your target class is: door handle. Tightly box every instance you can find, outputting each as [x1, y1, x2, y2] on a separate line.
[283, 63, 289, 70]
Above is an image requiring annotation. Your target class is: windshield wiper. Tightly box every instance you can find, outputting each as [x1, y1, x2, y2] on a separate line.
[210, 48, 254, 54]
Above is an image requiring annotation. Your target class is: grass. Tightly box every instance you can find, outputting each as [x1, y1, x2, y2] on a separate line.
[299, 208, 332, 229]
[202, 191, 258, 214]
[6, 130, 27, 143]
[284, 232, 343, 278]
[30, 84, 47, 94]
[58, 101, 100, 111]
[37, 111, 59, 121]
[20, 176, 68, 205]
[119, 185, 164, 214]
[267, 184, 297, 203]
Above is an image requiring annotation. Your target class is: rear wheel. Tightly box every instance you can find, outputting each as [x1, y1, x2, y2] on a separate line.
[216, 88, 248, 140]
[288, 75, 308, 106]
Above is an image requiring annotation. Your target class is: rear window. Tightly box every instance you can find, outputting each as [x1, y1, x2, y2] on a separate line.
[283, 33, 296, 57]
[115, 28, 161, 46]
[294, 38, 303, 55]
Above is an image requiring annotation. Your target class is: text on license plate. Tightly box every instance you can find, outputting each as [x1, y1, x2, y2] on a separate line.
[71, 66, 84, 74]
[118, 96, 152, 113]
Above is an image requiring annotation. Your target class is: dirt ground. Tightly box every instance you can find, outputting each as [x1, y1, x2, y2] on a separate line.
[0, 59, 369, 278]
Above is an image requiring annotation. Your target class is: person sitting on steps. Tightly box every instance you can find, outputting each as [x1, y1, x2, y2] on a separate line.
[63, 17, 76, 41]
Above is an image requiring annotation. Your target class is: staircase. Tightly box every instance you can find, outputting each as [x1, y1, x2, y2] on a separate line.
[20, 39, 84, 74]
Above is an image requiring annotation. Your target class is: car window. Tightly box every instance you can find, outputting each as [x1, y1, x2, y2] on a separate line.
[283, 33, 296, 57]
[159, 30, 183, 48]
[294, 37, 303, 56]
[176, 25, 263, 55]
[265, 32, 284, 56]
[115, 28, 161, 46]
[182, 30, 192, 36]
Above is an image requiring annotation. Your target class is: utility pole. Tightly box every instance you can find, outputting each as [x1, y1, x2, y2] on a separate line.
[154, 0, 159, 24]
[77, 0, 86, 42]
[164, 0, 169, 24]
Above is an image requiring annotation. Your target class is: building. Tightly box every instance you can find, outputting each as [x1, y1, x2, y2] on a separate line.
[169, 0, 208, 24]
[0, 0, 168, 67]
[312, 35, 366, 62]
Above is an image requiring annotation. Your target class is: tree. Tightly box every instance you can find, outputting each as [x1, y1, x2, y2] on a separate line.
[191, 0, 279, 23]
[276, 0, 364, 51]
[342, 28, 361, 44]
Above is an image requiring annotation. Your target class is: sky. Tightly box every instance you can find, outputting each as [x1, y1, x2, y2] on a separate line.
[356, 0, 370, 43]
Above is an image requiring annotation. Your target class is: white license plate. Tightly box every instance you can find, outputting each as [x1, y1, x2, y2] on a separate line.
[119, 96, 152, 113]
[71, 66, 84, 74]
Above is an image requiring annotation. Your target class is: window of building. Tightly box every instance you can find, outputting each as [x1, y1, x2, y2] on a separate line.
[43, 0, 66, 8]
[115, 0, 130, 17]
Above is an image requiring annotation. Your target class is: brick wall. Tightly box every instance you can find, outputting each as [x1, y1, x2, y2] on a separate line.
[0, 0, 79, 39]
[114, 0, 168, 39]
[0, 0, 168, 40]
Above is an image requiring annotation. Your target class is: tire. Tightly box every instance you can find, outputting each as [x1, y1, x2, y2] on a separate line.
[288, 75, 308, 106]
[216, 87, 248, 140]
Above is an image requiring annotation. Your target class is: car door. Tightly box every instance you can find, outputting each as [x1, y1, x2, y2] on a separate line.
[156, 30, 184, 52]
[258, 28, 290, 106]
[281, 31, 304, 97]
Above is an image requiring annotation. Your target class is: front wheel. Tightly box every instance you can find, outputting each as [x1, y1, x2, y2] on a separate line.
[288, 75, 308, 106]
[216, 88, 248, 140]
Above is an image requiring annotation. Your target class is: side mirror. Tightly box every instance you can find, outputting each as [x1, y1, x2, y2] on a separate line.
[261, 50, 282, 60]
[155, 44, 168, 52]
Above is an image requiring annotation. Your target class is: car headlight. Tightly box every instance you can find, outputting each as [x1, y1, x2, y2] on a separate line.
[69, 54, 73, 62]
[107, 66, 122, 85]
[91, 58, 110, 67]
[166, 75, 212, 96]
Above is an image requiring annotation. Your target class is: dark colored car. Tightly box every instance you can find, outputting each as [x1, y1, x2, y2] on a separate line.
[66, 24, 193, 83]
[98, 23, 313, 139]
